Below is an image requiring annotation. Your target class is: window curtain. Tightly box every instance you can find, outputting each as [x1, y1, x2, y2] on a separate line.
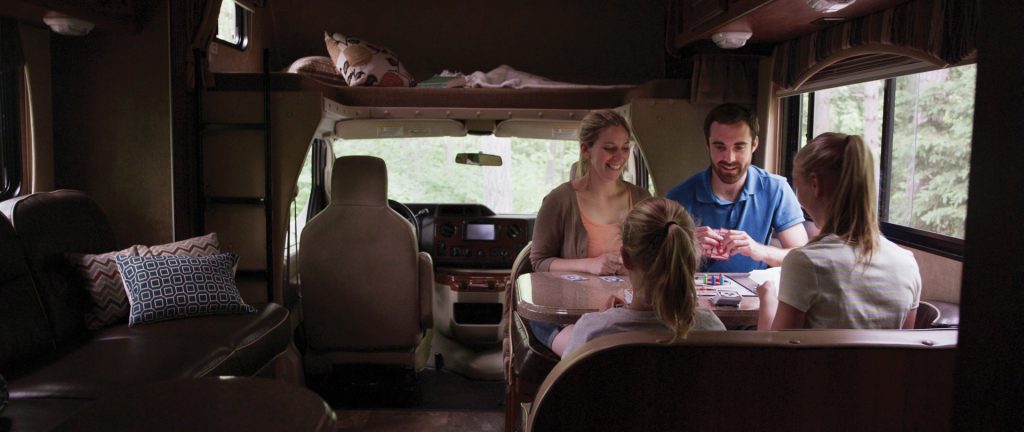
[772, 0, 977, 91]
[0, 18, 24, 199]
[186, 0, 224, 89]
[306, 139, 334, 223]
[690, 54, 761, 104]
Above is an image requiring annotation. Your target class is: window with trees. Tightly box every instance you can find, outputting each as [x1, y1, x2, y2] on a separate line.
[783, 64, 976, 259]
[215, 0, 249, 50]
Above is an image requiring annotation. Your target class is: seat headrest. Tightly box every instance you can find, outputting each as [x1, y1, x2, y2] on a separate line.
[331, 155, 388, 206]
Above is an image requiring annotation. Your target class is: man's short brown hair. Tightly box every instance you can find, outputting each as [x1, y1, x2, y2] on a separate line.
[703, 103, 759, 144]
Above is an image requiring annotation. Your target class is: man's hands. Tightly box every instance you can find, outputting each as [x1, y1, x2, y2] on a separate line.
[695, 226, 768, 262]
[586, 252, 625, 275]
[723, 230, 769, 262]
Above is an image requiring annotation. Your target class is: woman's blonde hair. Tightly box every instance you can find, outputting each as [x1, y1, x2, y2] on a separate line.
[795, 132, 880, 262]
[576, 109, 633, 179]
[620, 197, 699, 341]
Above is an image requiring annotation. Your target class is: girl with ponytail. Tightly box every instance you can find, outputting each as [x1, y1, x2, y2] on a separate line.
[554, 198, 725, 358]
[757, 133, 921, 330]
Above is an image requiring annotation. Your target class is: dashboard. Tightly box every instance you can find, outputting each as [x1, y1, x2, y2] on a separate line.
[407, 204, 534, 269]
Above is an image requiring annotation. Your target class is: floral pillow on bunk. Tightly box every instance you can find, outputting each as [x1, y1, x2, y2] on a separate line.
[324, 32, 415, 87]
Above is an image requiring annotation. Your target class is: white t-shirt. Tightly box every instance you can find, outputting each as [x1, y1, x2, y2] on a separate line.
[779, 234, 921, 329]
[562, 307, 725, 358]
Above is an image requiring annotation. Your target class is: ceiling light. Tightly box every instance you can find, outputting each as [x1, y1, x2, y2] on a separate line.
[42, 13, 94, 36]
[806, 0, 857, 13]
[711, 31, 752, 49]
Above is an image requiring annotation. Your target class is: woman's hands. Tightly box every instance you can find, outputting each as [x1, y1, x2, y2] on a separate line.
[586, 252, 625, 275]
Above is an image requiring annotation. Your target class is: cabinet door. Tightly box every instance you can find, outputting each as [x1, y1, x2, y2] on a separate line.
[681, 0, 727, 33]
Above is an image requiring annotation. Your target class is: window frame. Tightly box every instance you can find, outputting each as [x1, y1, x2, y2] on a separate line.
[214, 1, 250, 51]
[782, 71, 971, 261]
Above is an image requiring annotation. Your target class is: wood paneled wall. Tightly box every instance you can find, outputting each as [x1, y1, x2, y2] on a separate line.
[51, 1, 173, 246]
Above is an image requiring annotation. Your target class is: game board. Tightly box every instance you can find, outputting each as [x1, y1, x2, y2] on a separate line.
[694, 273, 755, 297]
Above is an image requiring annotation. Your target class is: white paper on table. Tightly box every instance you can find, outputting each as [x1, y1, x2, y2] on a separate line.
[748, 266, 782, 288]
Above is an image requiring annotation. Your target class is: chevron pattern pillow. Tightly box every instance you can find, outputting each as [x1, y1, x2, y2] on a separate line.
[67, 233, 221, 330]
[116, 253, 255, 326]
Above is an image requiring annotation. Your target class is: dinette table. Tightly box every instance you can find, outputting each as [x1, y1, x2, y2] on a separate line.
[515, 271, 761, 328]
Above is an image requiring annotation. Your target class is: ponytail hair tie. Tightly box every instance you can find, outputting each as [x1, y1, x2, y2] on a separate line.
[664, 221, 678, 232]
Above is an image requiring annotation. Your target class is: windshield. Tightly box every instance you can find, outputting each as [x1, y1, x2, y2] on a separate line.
[331, 135, 580, 214]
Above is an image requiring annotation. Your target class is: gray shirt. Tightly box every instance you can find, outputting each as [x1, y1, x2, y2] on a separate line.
[563, 307, 725, 358]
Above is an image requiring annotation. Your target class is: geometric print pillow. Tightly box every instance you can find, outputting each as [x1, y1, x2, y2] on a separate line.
[67, 233, 222, 330]
[116, 253, 255, 326]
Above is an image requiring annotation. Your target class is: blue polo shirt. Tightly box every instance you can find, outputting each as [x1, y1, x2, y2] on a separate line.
[666, 165, 804, 273]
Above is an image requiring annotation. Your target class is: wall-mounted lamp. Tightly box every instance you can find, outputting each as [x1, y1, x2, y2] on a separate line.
[42, 13, 94, 36]
[711, 31, 752, 49]
[805, 0, 857, 13]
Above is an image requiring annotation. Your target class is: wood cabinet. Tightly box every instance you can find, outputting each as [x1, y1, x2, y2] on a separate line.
[6, 0, 141, 33]
[681, 0, 727, 33]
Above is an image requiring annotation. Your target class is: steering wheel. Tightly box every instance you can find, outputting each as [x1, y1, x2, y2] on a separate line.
[388, 199, 420, 242]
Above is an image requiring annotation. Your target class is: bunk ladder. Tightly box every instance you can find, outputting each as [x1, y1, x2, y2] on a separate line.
[195, 48, 274, 303]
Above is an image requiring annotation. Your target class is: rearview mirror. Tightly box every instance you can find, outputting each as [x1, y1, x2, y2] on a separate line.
[455, 152, 503, 166]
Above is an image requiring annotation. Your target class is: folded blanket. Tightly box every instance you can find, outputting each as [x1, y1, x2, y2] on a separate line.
[464, 65, 632, 89]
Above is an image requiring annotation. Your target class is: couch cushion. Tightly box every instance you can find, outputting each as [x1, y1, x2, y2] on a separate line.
[116, 253, 255, 326]
[66, 233, 223, 330]
[0, 190, 116, 347]
[9, 303, 289, 399]
[0, 214, 55, 376]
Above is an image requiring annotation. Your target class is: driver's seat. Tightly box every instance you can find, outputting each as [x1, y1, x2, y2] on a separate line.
[299, 156, 433, 372]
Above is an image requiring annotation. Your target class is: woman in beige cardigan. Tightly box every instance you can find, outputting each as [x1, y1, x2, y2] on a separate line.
[527, 109, 651, 349]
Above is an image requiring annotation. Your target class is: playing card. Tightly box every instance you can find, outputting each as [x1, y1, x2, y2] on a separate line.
[560, 274, 588, 281]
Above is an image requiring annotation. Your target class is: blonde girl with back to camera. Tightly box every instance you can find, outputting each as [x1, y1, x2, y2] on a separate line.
[555, 198, 725, 357]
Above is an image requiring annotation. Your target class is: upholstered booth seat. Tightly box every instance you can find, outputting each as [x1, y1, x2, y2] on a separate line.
[527, 329, 958, 431]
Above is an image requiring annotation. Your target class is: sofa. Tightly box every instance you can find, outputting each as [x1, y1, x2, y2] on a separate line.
[0, 190, 293, 431]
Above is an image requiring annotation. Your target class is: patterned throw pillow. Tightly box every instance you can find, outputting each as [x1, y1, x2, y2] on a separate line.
[67, 233, 221, 330]
[286, 56, 349, 87]
[116, 253, 255, 326]
[324, 32, 414, 87]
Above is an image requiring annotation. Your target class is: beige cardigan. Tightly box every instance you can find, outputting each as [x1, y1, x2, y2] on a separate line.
[530, 181, 652, 272]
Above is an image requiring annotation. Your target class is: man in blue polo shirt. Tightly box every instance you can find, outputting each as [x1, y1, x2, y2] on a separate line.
[667, 103, 807, 273]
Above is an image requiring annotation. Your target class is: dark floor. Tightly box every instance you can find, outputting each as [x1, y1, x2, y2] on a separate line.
[309, 366, 505, 430]
[334, 410, 503, 431]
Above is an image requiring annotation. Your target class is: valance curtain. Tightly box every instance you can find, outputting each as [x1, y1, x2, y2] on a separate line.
[772, 0, 977, 91]
[186, 0, 224, 90]
[690, 54, 761, 104]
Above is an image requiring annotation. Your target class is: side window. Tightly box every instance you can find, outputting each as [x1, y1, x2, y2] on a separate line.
[215, 0, 249, 51]
[783, 64, 976, 258]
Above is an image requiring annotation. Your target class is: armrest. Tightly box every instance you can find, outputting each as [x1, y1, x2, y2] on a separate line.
[417, 251, 434, 330]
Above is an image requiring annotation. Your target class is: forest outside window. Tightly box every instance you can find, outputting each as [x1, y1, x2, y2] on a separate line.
[215, 0, 249, 50]
[783, 64, 976, 259]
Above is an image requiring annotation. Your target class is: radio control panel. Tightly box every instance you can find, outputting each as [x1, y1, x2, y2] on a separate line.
[433, 217, 531, 267]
